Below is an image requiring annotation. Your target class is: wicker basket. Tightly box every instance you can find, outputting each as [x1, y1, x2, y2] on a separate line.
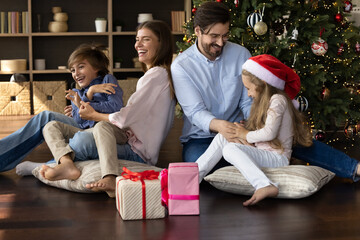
[118, 78, 138, 105]
[0, 82, 30, 115]
[33, 81, 67, 114]
[0, 59, 27, 72]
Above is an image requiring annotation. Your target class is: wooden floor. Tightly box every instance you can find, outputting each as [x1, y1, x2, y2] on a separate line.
[1, 116, 360, 240]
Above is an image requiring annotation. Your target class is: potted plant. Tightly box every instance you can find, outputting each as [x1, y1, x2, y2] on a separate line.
[95, 17, 107, 32]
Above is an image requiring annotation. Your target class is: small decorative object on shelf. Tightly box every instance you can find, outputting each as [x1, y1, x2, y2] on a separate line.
[48, 6, 68, 32]
[137, 13, 153, 24]
[1, 59, 27, 72]
[34, 59, 46, 70]
[95, 18, 107, 32]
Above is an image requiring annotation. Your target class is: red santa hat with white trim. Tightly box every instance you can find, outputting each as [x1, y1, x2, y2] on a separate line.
[242, 54, 301, 100]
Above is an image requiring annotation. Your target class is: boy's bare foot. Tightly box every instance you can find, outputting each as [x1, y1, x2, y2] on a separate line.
[40, 160, 81, 181]
[86, 175, 116, 198]
[243, 185, 279, 207]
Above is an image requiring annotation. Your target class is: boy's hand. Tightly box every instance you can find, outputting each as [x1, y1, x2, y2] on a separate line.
[65, 89, 81, 108]
[64, 105, 73, 117]
[86, 83, 118, 100]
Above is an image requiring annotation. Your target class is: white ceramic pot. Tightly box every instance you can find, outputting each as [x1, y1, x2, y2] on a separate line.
[95, 19, 107, 32]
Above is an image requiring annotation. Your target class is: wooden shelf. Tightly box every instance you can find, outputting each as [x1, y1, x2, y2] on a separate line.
[113, 68, 142, 73]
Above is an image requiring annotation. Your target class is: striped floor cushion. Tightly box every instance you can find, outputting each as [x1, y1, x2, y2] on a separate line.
[204, 165, 335, 199]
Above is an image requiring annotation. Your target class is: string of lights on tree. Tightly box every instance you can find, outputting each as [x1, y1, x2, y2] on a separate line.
[177, 0, 360, 151]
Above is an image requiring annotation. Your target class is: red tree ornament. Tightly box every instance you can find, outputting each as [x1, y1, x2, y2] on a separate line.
[216, 0, 223, 2]
[335, 12, 343, 22]
[311, 38, 328, 56]
[344, 1, 353, 13]
[315, 130, 326, 141]
[192, 7, 197, 14]
[337, 43, 344, 55]
[355, 42, 360, 54]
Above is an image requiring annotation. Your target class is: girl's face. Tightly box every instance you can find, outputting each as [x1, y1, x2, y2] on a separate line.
[242, 75, 258, 99]
[135, 28, 160, 68]
[70, 59, 99, 88]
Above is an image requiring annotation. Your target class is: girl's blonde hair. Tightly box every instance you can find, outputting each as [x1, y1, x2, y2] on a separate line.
[243, 70, 313, 150]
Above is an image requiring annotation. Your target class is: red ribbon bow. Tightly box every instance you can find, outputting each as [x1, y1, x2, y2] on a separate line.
[120, 167, 159, 219]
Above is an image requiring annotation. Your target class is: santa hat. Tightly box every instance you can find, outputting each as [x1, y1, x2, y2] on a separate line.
[242, 54, 301, 100]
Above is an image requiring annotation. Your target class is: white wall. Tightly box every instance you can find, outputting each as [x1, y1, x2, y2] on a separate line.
[348, 0, 360, 27]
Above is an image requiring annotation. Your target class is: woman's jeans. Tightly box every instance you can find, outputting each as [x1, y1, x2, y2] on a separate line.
[183, 138, 359, 181]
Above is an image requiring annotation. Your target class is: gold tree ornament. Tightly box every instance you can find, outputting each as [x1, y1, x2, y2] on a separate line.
[254, 21, 268, 35]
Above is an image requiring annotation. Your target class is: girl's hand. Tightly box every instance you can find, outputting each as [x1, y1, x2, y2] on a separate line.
[65, 89, 81, 108]
[64, 105, 73, 117]
[87, 83, 118, 100]
[233, 122, 249, 140]
[79, 101, 96, 120]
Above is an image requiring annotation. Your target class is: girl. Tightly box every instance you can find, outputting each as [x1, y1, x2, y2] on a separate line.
[2, 43, 123, 174]
[196, 54, 313, 206]
[41, 20, 176, 198]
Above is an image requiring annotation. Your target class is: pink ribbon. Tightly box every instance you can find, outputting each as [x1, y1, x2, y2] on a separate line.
[160, 169, 169, 207]
[160, 168, 199, 207]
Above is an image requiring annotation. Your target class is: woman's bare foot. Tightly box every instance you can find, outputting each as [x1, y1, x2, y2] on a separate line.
[40, 157, 81, 181]
[243, 185, 279, 207]
[86, 175, 116, 198]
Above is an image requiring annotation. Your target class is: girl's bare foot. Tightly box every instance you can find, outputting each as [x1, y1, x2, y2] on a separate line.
[243, 185, 279, 207]
[86, 175, 116, 198]
[40, 158, 81, 181]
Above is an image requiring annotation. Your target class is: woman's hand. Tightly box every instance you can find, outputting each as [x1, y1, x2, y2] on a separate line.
[79, 101, 96, 120]
[65, 89, 81, 108]
[64, 105, 73, 117]
[86, 83, 118, 100]
[79, 101, 110, 122]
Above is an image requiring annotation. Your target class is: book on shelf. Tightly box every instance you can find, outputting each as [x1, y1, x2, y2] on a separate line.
[0, 11, 28, 33]
[171, 11, 185, 33]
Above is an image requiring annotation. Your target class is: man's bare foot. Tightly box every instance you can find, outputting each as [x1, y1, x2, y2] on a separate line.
[243, 185, 279, 207]
[86, 175, 116, 198]
[40, 160, 81, 181]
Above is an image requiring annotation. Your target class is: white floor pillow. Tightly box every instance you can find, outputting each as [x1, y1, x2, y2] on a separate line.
[204, 165, 335, 199]
[32, 160, 162, 193]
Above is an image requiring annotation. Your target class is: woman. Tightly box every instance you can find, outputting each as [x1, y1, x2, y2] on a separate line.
[41, 20, 176, 197]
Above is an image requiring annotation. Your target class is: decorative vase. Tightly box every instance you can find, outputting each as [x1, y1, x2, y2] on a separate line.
[95, 19, 107, 32]
[48, 21, 68, 32]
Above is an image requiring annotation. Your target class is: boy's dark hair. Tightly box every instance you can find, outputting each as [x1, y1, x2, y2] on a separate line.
[194, 2, 230, 31]
[68, 43, 109, 77]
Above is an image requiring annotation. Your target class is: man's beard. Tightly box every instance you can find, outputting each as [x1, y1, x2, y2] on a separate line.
[202, 42, 225, 59]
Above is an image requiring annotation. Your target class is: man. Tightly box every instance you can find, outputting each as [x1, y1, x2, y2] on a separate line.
[171, 2, 252, 164]
[171, 1, 360, 181]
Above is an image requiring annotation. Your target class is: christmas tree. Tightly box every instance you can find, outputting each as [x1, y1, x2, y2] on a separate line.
[177, 0, 360, 138]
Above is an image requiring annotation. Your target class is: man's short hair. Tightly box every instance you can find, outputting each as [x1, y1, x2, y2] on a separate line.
[194, 2, 230, 31]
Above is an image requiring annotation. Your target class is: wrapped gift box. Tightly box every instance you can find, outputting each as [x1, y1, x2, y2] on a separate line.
[0, 82, 30, 115]
[33, 81, 67, 114]
[168, 162, 199, 215]
[116, 169, 165, 220]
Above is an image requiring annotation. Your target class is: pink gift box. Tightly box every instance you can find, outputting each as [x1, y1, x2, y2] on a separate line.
[168, 162, 199, 215]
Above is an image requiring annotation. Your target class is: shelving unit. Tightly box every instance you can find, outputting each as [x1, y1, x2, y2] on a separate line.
[0, 0, 188, 114]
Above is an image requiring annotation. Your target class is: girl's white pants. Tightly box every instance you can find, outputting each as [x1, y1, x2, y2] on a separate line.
[196, 133, 289, 190]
